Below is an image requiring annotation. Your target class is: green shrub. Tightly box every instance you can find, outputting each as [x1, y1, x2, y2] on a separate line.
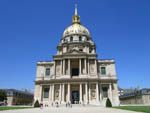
[106, 98, 112, 107]
[34, 100, 40, 107]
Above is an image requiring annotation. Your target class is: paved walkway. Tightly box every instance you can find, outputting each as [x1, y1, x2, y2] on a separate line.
[0, 106, 142, 113]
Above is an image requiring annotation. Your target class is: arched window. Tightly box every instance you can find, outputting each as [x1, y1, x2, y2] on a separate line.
[79, 36, 82, 41]
[70, 37, 73, 42]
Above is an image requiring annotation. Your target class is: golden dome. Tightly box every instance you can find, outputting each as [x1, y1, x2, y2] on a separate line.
[63, 5, 90, 37]
[63, 23, 90, 37]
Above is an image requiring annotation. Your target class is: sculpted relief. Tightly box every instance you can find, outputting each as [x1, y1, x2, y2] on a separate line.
[67, 44, 84, 53]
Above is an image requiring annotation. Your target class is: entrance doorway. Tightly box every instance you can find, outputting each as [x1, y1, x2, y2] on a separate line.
[71, 91, 79, 104]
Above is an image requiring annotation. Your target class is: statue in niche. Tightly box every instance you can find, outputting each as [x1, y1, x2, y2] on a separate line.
[55, 90, 59, 99]
[91, 90, 96, 98]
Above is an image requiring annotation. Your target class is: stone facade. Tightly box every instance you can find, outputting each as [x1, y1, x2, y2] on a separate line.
[34, 7, 120, 106]
[120, 88, 150, 105]
[0, 89, 33, 106]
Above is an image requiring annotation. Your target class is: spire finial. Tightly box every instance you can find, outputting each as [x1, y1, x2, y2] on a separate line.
[75, 4, 78, 15]
[72, 4, 80, 24]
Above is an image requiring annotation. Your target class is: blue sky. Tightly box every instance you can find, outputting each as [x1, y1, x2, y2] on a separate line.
[0, 0, 150, 91]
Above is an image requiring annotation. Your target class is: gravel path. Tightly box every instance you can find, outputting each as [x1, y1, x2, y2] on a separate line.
[0, 106, 142, 113]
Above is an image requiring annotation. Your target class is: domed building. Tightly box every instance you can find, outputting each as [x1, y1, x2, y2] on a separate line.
[34, 6, 120, 106]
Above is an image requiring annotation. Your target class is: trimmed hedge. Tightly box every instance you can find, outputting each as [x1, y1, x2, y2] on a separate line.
[34, 100, 40, 107]
[106, 98, 112, 107]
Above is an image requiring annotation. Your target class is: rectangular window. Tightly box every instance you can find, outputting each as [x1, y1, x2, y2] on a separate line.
[43, 88, 49, 98]
[45, 68, 50, 76]
[101, 67, 106, 75]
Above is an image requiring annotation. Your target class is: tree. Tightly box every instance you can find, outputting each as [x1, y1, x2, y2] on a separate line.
[106, 98, 112, 107]
[34, 100, 40, 107]
[0, 91, 7, 101]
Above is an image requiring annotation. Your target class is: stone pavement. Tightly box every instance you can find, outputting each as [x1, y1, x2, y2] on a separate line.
[0, 106, 142, 113]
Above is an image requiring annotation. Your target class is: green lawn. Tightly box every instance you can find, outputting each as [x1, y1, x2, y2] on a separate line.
[0, 106, 33, 111]
[114, 106, 150, 113]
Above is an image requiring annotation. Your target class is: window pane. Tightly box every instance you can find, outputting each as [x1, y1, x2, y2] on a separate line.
[43, 88, 49, 98]
[101, 67, 106, 75]
[45, 68, 50, 76]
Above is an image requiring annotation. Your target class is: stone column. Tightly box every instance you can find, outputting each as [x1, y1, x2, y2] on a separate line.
[109, 83, 112, 102]
[52, 84, 54, 102]
[59, 84, 62, 103]
[49, 85, 51, 102]
[68, 83, 70, 102]
[88, 59, 90, 75]
[68, 59, 70, 75]
[61, 60, 63, 75]
[54, 61, 56, 76]
[84, 59, 87, 74]
[95, 59, 97, 75]
[39, 85, 42, 102]
[79, 59, 82, 75]
[99, 84, 102, 101]
[96, 82, 100, 102]
[80, 83, 82, 103]
[63, 59, 65, 75]
[62, 84, 65, 103]
[85, 83, 88, 104]
[88, 84, 91, 103]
